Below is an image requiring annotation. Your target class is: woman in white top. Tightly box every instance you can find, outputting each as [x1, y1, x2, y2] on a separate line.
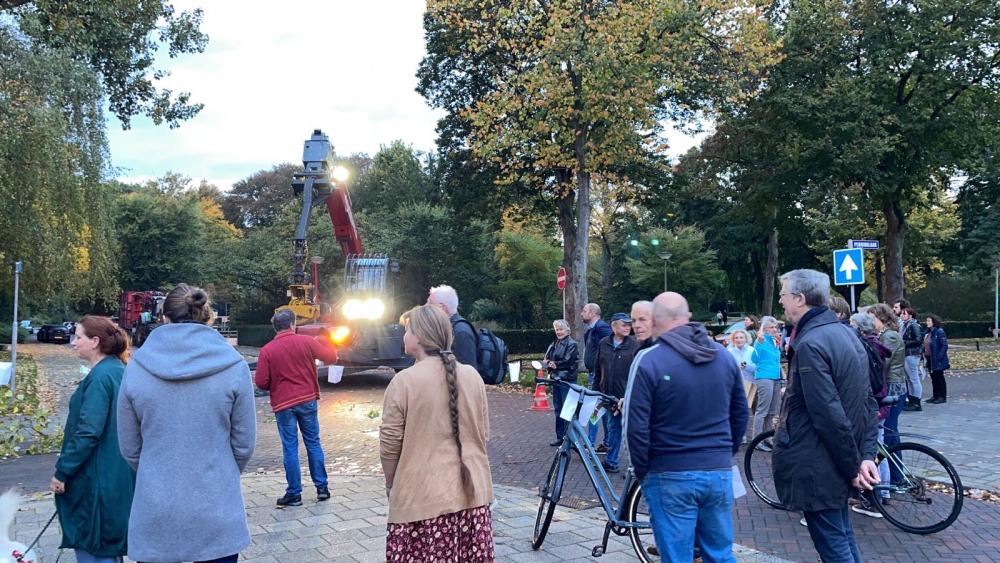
[726, 328, 756, 383]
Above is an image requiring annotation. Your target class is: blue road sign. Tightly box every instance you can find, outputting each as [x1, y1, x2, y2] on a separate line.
[848, 239, 880, 250]
[833, 248, 865, 285]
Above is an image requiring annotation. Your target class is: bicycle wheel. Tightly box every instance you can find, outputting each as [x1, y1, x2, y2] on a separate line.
[744, 430, 787, 510]
[624, 480, 660, 563]
[532, 451, 569, 549]
[871, 442, 963, 534]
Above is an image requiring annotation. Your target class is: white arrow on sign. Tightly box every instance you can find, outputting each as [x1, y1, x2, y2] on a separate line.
[839, 253, 859, 280]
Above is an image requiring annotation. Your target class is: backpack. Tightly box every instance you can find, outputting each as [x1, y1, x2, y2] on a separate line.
[856, 332, 888, 399]
[453, 319, 510, 385]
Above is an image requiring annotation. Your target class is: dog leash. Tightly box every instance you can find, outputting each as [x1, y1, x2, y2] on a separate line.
[13, 510, 59, 563]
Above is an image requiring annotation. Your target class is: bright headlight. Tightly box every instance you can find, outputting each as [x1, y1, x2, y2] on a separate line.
[333, 166, 349, 183]
[342, 298, 385, 320]
[330, 326, 351, 344]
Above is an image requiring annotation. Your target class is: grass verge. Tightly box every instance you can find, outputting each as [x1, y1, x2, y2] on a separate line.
[0, 351, 63, 460]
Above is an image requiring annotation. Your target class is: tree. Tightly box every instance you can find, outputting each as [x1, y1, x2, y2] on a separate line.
[0, 25, 119, 313]
[624, 228, 725, 310]
[735, 0, 1000, 303]
[222, 163, 300, 230]
[5, 0, 208, 128]
[352, 141, 437, 215]
[494, 231, 563, 327]
[419, 0, 780, 338]
[115, 180, 206, 290]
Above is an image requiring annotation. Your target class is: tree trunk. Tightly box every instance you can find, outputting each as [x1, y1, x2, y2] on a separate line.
[874, 252, 884, 304]
[555, 168, 591, 343]
[882, 200, 907, 304]
[601, 233, 612, 305]
[762, 224, 779, 316]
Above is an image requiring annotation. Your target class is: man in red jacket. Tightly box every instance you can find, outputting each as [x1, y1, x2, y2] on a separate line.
[255, 309, 340, 507]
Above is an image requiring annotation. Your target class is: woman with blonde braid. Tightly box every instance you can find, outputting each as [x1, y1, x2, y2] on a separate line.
[380, 305, 495, 562]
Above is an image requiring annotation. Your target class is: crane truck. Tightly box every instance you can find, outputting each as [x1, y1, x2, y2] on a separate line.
[270, 129, 414, 379]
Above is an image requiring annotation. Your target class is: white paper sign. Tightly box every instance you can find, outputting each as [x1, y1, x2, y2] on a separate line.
[327, 365, 344, 384]
[732, 465, 747, 499]
[0, 362, 11, 386]
[508, 362, 521, 383]
[560, 389, 580, 421]
[578, 395, 601, 427]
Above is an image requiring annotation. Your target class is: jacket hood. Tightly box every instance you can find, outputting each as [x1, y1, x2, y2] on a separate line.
[658, 322, 718, 364]
[132, 323, 245, 381]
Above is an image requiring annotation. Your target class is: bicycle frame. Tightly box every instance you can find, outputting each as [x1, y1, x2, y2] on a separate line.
[550, 384, 650, 534]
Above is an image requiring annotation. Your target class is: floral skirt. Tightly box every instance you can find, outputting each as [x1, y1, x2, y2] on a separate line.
[386, 504, 495, 563]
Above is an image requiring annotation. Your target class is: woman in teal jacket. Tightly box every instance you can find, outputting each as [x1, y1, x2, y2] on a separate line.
[51, 316, 135, 563]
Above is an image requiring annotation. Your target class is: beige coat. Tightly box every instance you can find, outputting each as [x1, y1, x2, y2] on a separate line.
[380, 356, 493, 523]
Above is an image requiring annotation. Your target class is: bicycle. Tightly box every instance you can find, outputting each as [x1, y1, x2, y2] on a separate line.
[743, 396, 963, 535]
[531, 375, 659, 561]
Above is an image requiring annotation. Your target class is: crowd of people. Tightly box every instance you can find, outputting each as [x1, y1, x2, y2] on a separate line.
[46, 273, 953, 563]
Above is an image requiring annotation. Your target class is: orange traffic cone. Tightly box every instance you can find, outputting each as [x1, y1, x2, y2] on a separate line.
[530, 371, 552, 411]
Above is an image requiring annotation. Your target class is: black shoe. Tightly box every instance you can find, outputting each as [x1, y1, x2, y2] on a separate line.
[317, 486, 330, 501]
[596, 444, 609, 453]
[904, 398, 922, 411]
[550, 439, 562, 447]
[276, 494, 302, 507]
[601, 461, 619, 473]
[936, 397, 946, 404]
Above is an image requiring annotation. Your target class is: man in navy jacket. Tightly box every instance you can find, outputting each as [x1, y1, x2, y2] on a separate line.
[627, 292, 749, 563]
[581, 303, 613, 449]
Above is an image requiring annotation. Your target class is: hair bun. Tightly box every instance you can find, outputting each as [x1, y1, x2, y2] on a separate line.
[185, 289, 208, 308]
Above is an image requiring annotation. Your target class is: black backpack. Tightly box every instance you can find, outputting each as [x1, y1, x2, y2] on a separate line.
[855, 332, 887, 398]
[453, 319, 510, 385]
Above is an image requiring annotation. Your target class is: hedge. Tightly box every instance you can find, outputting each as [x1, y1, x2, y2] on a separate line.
[234, 325, 275, 348]
[0, 327, 28, 345]
[940, 321, 996, 339]
[494, 329, 557, 355]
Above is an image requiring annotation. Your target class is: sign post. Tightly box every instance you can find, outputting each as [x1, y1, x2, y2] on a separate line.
[557, 267, 567, 320]
[9, 261, 21, 397]
[833, 249, 865, 312]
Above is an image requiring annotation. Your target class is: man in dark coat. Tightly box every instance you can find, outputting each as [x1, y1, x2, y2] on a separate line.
[581, 303, 613, 450]
[774, 269, 879, 563]
[428, 285, 477, 368]
[593, 312, 639, 473]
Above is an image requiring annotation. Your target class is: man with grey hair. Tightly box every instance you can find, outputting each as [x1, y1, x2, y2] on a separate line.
[626, 292, 748, 562]
[774, 269, 879, 562]
[255, 308, 340, 507]
[427, 284, 477, 367]
[581, 303, 613, 451]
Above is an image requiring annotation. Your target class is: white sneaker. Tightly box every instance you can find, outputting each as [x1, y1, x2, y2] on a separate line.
[742, 436, 748, 445]
[851, 505, 882, 518]
[799, 517, 808, 527]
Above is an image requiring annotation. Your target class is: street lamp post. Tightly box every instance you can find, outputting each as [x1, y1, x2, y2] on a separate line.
[658, 252, 672, 293]
[9, 261, 21, 397]
[994, 260, 1000, 341]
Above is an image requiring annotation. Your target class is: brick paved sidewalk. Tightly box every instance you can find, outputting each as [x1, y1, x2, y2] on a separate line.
[8, 473, 789, 563]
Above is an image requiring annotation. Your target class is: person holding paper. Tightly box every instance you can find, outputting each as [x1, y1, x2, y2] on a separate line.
[543, 319, 580, 446]
[254, 308, 339, 507]
[627, 292, 749, 563]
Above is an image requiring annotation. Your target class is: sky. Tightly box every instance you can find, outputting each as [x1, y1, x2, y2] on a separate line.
[107, 1, 706, 191]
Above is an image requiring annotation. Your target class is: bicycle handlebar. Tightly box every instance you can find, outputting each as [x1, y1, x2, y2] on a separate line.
[535, 377, 620, 407]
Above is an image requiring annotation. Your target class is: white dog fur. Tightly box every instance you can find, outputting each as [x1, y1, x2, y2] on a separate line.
[0, 490, 40, 563]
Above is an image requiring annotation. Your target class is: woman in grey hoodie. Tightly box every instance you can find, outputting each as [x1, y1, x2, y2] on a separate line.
[117, 284, 257, 563]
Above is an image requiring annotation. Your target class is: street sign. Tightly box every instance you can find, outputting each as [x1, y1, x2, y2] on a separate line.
[848, 239, 880, 250]
[833, 248, 865, 285]
[556, 267, 567, 290]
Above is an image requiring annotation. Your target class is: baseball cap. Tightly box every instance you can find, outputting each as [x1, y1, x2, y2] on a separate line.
[610, 312, 632, 323]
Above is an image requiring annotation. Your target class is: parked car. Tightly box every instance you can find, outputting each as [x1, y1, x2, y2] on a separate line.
[19, 320, 34, 334]
[37, 324, 72, 344]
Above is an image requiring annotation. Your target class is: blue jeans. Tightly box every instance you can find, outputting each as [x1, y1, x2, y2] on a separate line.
[552, 384, 570, 439]
[587, 373, 609, 446]
[74, 551, 122, 563]
[884, 396, 905, 482]
[642, 471, 736, 563]
[604, 413, 622, 468]
[803, 507, 862, 563]
[275, 400, 328, 496]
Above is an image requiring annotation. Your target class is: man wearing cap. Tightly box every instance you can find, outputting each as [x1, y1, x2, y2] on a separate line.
[593, 312, 640, 473]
